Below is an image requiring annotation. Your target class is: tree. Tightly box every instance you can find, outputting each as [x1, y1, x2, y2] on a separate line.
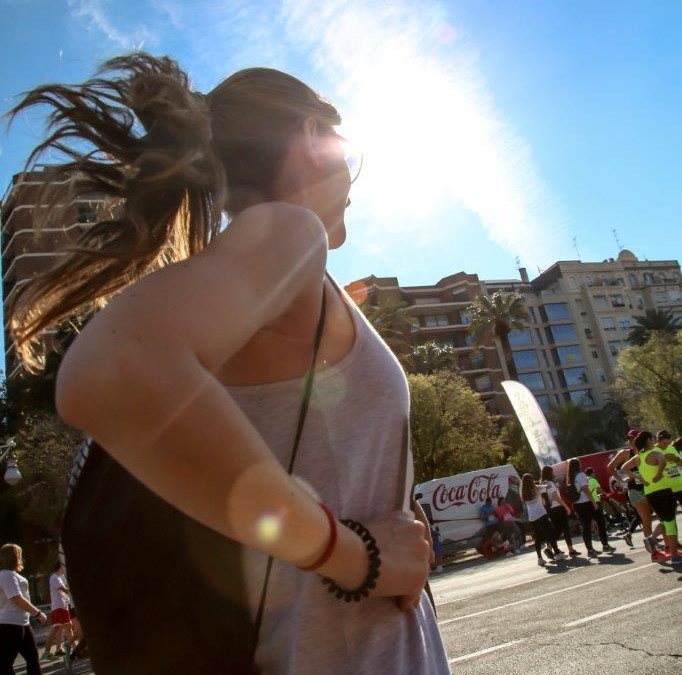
[498, 418, 538, 476]
[467, 291, 529, 381]
[613, 334, 682, 434]
[408, 371, 503, 483]
[360, 298, 417, 366]
[549, 402, 600, 457]
[627, 308, 681, 346]
[407, 341, 458, 375]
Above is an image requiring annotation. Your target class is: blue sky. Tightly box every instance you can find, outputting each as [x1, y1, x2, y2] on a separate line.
[1, 0, 681, 358]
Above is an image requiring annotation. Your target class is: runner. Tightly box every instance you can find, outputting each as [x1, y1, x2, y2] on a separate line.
[621, 431, 681, 565]
[657, 431, 682, 509]
[42, 562, 73, 660]
[540, 465, 580, 557]
[567, 458, 615, 557]
[520, 474, 566, 566]
[607, 430, 663, 561]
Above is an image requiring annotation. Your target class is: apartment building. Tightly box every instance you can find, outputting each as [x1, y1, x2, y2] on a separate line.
[347, 250, 682, 416]
[345, 272, 514, 416]
[1, 168, 102, 378]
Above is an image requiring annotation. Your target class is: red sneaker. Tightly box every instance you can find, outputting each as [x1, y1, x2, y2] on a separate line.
[651, 550, 667, 562]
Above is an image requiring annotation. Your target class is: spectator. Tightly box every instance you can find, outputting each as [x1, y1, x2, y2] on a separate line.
[479, 497, 501, 536]
[495, 496, 523, 553]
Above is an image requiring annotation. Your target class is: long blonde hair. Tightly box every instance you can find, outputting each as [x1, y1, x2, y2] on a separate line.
[7, 53, 340, 372]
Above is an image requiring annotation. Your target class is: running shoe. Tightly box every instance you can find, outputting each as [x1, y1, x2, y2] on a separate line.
[543, 546, 554, 559]
[569, 549, 581, 557]
[670, 555, 682, 565]
[554, 552, 567, 561]
[41, 651, 55, 661]
[643, 535, 655, 553]
[623, 533, 633, 547]
[602, 544, 616, 553]
[537, 558, 546, 566]
[651, 550, 667, 562]
[587, 548, 599, 557]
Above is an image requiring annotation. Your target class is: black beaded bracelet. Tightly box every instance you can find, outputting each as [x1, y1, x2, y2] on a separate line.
[320, 518, 381, 602]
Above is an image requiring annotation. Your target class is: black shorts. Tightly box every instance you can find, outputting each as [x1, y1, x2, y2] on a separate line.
[646, 488, 676, 522]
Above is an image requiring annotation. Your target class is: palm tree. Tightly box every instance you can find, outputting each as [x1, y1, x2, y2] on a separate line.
[359, 297, 417, 366]
[467, 290, 529, 381]
[627, 308, 682, 346]
[407, 341, 459, 375]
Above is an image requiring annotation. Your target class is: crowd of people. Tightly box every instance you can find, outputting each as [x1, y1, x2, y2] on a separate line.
[471, 428, 682, 569]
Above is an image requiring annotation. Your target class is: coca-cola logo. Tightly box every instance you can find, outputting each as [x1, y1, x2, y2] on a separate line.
[432, 473, 502, 512]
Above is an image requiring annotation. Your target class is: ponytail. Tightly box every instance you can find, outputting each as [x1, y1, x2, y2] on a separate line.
[7, 53, 226, 372]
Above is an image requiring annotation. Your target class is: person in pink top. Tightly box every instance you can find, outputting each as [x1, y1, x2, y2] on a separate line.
[495, 496, 523, 553]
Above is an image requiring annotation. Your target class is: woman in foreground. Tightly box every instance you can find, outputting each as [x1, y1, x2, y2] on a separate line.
[8, 54, 448, 675]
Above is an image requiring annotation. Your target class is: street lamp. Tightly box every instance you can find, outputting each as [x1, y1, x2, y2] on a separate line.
[0, 438, 22, 486]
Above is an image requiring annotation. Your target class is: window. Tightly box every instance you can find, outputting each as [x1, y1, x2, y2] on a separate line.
[617, 317, 631, 331]
[584, 326, 593, 339]
[545, 370, 555, 388]
[470, 353, 485, 368]
[535, 395, 551, 412]
[608, 341, 622, 356]
[555, 345, 584, 365]
[568, 276, 578, 289]
[543, 303, 571, 321]
[610, 295, 625, 308]
[512, 350, 539, 369]
[474, 375, 492, 392]
[643, 273, 654, 285]
[527, 307, 537, 323]
[669, 289, 682, 303]
[628, 273, 638, 288]
[518, 372, 544, 391]
[600, 316, 616, 332]
[438, 339, 454, 348]
[563, 367, 589, 386]
[568, 389, 596, 407]
[584, 276, 593, 285]
[591, 349, 599, 359]
[464, 334, 474, 347]
[635, 295, 644, 309]
[549, 324, 577, 342]
[414, 297, 440, 305]
[424, 314, 448, 327]
[655, 291, 669, 304]
[593, 295, 608, 309]
[508, 328, 533, 346]
[596, 369, 606, 382]
[459, 310, 474, 325]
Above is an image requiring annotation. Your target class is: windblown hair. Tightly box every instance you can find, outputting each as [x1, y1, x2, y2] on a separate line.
[520, 473, 537, 501]
[7, 53, 340, 371]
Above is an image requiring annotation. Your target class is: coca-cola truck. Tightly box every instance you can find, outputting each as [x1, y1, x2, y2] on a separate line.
[415, 464, 523, 552]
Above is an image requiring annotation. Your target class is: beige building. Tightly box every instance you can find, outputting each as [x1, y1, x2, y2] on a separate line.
[1, 167, 102, 378]
[347, 250, 682, 417]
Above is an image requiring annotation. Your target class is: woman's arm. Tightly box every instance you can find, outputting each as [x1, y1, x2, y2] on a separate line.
[645, 451, 666, 485]
[10, 596, 47, 623]
[620, 456, 644, 485]
[607, 449, 629, 476]
[55, 202, 429, 599]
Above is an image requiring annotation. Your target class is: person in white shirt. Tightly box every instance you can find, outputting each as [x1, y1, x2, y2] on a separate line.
[42, 562, 74, 660]
[0, 543, 47, 675]
[568, 458, 615, 557]
[520, 474, 566, 567]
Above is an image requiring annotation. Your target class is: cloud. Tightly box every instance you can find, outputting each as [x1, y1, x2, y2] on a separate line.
[67, 0, 154, 51]
[280, 0, 565, 270]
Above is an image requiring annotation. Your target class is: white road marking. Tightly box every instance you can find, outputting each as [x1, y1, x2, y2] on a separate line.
[448, 639, 526, 665]
[438, 563, 655, 626]
[563, 587, 682, 628]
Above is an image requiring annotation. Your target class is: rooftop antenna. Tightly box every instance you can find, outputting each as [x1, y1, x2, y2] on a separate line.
[572, 236, 581, 260]
[612, 229, 624, 251]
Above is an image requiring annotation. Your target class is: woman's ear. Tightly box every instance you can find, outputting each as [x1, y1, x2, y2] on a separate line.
[301, 116, 322, 167]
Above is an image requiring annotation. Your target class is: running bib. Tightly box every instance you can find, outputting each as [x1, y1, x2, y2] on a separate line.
[666, 466, 680, 478]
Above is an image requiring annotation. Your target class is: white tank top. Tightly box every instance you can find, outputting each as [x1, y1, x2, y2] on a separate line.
[525, 493, 548, 522]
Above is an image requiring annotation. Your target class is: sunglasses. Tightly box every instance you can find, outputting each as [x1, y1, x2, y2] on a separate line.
[321, 126, 363, 184]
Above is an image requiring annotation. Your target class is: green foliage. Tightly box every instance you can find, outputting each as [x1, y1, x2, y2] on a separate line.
[549, 401, 600, 457]
[613, 334, 682, 434]
[467, 291, 529, 380]
[13, 411, 82, 538]
[407, 341, 458, 375]
[408, 371, 503, 483]
[498, 418, 538, 476]
[627, 309, 681, 346]
[359, 297, 417, 366]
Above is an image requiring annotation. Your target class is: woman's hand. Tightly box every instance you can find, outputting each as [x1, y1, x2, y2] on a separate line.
[364, 511, 431, 611]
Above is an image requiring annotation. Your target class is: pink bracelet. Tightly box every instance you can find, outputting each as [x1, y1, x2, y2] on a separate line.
[298, 503, 338, 572]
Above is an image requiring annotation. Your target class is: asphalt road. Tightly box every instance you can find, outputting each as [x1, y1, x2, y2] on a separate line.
[431, 530, 682, 674]
[12, 531, 681, 674]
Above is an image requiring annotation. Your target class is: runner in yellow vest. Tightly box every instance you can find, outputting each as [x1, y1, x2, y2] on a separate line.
[622, 431, 681, 564]
[656, 430, 682, 504]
